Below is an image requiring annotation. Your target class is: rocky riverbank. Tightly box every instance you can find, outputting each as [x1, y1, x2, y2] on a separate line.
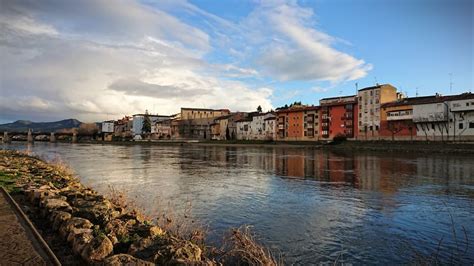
[0, 150, 277, 265]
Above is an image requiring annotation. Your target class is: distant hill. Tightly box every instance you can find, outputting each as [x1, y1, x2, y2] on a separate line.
[0, 119, 82, 133]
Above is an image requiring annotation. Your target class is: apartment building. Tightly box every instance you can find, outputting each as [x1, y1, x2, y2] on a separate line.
[276, 106, 319, 141]
[357, 84, 398, 138]
[177, 108, 231, 139]
[319, 95, 358, 139]
[236, 112, 276, 140]
[132, 114, 170, 136]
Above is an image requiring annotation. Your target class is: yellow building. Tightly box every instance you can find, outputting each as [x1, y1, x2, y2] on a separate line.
[180, 108, 230, 120]
[357, 84, 399, 138]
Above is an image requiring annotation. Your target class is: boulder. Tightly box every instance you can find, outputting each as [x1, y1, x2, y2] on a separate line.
[81, 235, 114, 263]
[102, 254, 154, 266]
[72, 231, 94, 255]
[52, 211, 72, 231]
[59, 217, 94, 239]
[72, 198, 116, 225]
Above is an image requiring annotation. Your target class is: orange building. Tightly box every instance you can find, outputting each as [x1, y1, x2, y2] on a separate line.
[276, 106, 320, 141]
[319, 95, 358, 139]
[379, 96, 438, 140]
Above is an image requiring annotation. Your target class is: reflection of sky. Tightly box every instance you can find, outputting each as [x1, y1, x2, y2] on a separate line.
[3, 143, 474, 264]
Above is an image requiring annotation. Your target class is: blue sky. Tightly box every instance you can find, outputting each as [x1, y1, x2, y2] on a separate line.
[0, 0, 472, 123]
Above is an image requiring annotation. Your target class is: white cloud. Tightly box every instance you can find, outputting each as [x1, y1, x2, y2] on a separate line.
[239, 2, 372, 82]
[0, 0, 371, 123]
[0, 0, 273, 122]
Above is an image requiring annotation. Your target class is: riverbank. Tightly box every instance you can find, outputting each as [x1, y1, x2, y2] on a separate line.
[17, 139, 474, 154]
[0, 150, 278, 265]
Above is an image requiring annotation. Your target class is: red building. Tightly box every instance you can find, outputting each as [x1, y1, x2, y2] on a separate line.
[319, 95, 358, 139]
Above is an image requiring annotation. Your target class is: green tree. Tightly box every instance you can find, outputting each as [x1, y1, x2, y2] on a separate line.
[142, 110, 151, 135]
[226, 125, 230, 140]
[257, 105, 262, 113]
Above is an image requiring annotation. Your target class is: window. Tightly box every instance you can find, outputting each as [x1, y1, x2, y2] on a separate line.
[376, 125, 379, 131]
[431, 124, 435, 130]
[459, 123, 464, 129]
[469, 122, 474, 129]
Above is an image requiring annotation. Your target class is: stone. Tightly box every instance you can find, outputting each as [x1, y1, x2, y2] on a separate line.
[81, 235, 114, 263]
[104, 219, 128, 240]
[72, 198, 115, 225]
[102, 254, 155, 266]
[59, 217, 94, 239]
[72, 232, 94, 255]
[153, 237, 202, 264]
[52, 211, 72, 231]
[44, 198, 71, 211]
[67, 228, 93, 243]
[128, 237, 154, 256]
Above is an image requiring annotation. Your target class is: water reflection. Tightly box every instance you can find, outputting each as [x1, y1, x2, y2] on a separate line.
[3, 142, 474, 264]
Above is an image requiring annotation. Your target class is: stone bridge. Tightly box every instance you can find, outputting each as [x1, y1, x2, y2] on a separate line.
[2, 129, 80, 143]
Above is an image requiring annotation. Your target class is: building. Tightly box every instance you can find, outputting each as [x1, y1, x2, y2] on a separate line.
[319, 95, 358, 140]
[264, 115, 277, 141]
[448, 94, 474, 141]
[412, 93, 474, 141]
[236, 112, 276, 140]
[132, 114, 171, 136]
[152, 119, 173, 139]
[176, 108, 231, 139]
[379, 97, 435, 140]
[100, 120, 115, 141]
[276, 106, 320, 141]
[180, 108, 230, 120]
[114, 116, 133, 140]
[358, 84, 398, 138]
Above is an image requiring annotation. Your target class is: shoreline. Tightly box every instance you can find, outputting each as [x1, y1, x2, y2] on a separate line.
[6, 139, 474, 154]
[0, 150, 277, 265]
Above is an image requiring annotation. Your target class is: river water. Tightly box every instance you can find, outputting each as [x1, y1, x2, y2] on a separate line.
[3, 142, 474, 265]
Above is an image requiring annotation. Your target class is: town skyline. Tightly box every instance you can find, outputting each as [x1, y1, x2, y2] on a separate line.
[1, 0, 472, 124]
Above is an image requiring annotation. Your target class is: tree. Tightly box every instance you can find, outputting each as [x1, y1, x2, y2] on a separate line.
[142, 110, 152, 135]
[257, 105, 262, 113]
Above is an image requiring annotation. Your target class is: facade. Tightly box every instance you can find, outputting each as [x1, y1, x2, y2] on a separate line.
[449, 95, 474, 140]
[175, 108, 230, 140]
[276, 106, 320, 141]
[412, 93, 474, 141]
[264, 116, 277, 140]
[101, 121, 114, 133]
[358, 84, 398, 138]
[180, 108, 230, 120]
[152, 119, 173, 139]
[319, 95, 358, 140]
[132, 114, 170, 136]
[114, 116, 133, 139]
[236, 112, 276, 140]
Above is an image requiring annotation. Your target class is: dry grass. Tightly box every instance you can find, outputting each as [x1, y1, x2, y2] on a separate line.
[219, 225, 281, 266]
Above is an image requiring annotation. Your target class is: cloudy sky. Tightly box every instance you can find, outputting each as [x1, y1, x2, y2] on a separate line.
[0, 0, 472, 123]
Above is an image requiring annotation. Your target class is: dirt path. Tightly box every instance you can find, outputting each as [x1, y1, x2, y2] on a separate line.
[0, 188, 59, 265]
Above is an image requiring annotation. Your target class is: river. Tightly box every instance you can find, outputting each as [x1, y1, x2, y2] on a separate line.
[2, 142, 474, 265]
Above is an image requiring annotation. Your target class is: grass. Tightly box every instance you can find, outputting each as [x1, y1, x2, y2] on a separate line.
[0, 170, 21, 194]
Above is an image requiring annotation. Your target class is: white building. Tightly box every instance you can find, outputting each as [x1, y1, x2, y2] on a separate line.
[132, 114, 170, 136]
[412, 93, 474, 141]
[236, 113, 276, 140]
[101, 121, 115, 133]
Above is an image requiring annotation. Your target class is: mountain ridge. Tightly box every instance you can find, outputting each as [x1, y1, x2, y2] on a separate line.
[0, 119, 82, 133]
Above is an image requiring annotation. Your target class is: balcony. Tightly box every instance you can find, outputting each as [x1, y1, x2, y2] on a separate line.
[387, 114, 413, 121]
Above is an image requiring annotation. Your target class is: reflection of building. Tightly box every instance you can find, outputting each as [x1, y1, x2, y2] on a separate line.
[276, 106, 320, 141]
[358, 84, 399, 138]
[319, 95, 358, 139]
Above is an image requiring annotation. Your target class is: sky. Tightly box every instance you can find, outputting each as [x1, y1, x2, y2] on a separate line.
[0, 0, 472, 123]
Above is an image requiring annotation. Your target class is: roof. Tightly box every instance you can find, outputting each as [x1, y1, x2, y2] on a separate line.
[276, 106, 319, 114]
[358, 83, 394, 92]
[264, 116, 276, 121]
[381, 93, 474, 108]
[181, 107, 230, 112]
[235, 118, 252, 123]
[213, 114, 233, 120]
[132, 114, 170, 118]
[319, 95, 356, 101]
[320, 101, 357, 107]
